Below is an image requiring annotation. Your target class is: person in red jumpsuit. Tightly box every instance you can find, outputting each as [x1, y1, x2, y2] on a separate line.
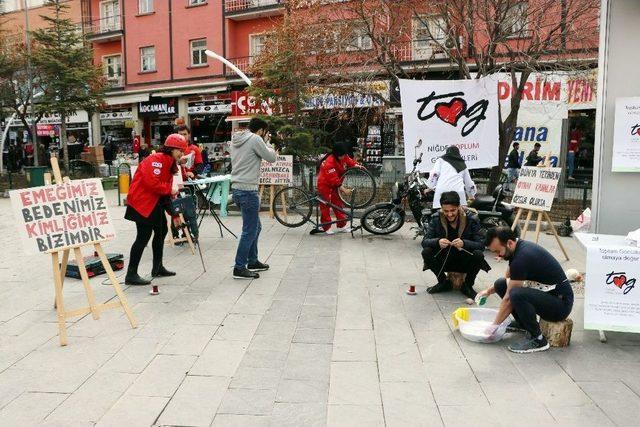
[311, 142, 362, 235]
[124, 133, 187, 285]
[176, 125, 204, 180]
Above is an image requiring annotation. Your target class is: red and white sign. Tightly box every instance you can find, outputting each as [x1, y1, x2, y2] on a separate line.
[36, 124, 58, 137]
[230, 91, 276, 116]
[511, 166, 562, 212]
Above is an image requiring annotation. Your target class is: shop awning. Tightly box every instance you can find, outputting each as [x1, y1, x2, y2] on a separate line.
[225, 115, 251, 122]
[105, 93, 150, 106]
[152, 86, 226, 98]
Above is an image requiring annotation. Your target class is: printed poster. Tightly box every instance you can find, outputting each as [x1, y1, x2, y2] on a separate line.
[260, 155, 293, 185]
[612, 97, 640, 172]
[585, 245, 640, 332]
[399, 76, 500, 172]
[510, 166, 561, 211]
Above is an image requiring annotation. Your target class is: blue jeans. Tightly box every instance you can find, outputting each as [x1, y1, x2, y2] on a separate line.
[232, 189, 261, 269]
[567, 151, 576, 177]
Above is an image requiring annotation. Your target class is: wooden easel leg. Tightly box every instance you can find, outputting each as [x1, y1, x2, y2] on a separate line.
[181, 214, 196, 255]
[54, 248, 71, 309]
[166, 215, 176, 246]
[534, 212, 543, 244]
[269, 185, 275, 218]
[521, 210, 533, 239]
[51, 252, 68, 346]
[94, 244, 138, 328]
[543, 211, 570, 261]
[511, 208, 523, 231]
[73, 247, 101, 320]
[258, 185, 264, 202]
[280, 190, 287, 217]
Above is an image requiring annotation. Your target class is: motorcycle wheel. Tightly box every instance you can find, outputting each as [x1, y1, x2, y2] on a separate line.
[361, 205, 405, 235]
[479, 217, 510, 241]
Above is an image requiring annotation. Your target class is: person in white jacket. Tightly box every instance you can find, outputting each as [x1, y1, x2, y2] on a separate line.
[426, 146, 477, 209]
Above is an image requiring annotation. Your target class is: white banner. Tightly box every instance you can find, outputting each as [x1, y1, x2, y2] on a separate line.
[400, 76, 500, 172]
[511, 166, 561, 211]
[260, 155, 293, 185]
[9, 178, 116, 254]
[585, 245, 640, 332]
[612, 97, 640, 173]
[510, 104, 565, 167]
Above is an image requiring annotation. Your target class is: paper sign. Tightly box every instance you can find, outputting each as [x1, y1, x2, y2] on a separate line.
[260, 155, 293, 185]
[9, 178, 116, 254]
[612, 97, 640, 172]
[399, 76, 500, 172]
[510, 166, 561, 211]
[585, 245, 640, 332]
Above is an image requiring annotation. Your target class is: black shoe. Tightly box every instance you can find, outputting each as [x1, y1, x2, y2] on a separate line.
[247, 261, 269, 271]
[125, 273, 151, 286]
[152, 266, 176, 277]
[506, 320, 527, 333]
[310, 228, 325, 235]
[461, 285, 477, 299]
[233, 267, 260, 280]
[427, 280, 452, 294]
[508, 333, 550, 354]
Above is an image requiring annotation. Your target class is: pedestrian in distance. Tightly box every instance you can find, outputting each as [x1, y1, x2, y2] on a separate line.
[506, 142, 521, 191]
[230, 117, 277, 280]
[524, 142, 544, 166]
[124, 133, 188, 285]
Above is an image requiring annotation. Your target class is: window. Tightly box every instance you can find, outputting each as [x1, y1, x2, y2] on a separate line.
[501, 2, 529, 37]
[190, 39, 207, 66]
[140, 46, 156, 72]
[103, 55, 122, 80]
[345, 24, 372, 51]
[100, 0, 120, 32]
[189, 0, 206, 5]
[249, 33, 269, 58]
[412, 16, 447, 60]
[139, 0, 153, 14]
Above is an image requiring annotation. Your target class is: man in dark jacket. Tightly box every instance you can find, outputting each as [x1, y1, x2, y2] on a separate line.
[422, 191, 491, 298]
[524, 143, 544, 166]
[506, 142, 521, 191]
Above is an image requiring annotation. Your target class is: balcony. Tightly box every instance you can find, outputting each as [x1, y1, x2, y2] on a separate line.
[105, 75, 124, 90]
[224, 56, 253, 78]
[224, 0, 284, 21]
[391, 40, 450, 63]
[84, 15, 123, 43]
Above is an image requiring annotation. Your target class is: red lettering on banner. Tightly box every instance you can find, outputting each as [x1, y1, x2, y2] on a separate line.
[20, 192, 32, 207]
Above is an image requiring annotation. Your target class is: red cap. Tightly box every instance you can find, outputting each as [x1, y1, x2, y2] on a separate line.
[164, 133, 187, 151]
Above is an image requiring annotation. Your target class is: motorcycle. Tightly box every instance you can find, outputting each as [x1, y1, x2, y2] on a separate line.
[360, 153, 432, 235]
[467, 181, 519, 238]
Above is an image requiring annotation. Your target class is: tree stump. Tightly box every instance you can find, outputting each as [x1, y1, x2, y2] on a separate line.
[540, 318, 573, 347]
[447, 272, 466, 290]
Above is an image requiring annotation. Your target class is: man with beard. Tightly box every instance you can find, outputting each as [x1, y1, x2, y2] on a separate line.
[478, 227, 574, 353]
[422, 191, 490, 298]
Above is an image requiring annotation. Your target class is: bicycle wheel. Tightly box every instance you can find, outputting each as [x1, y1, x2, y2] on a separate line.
[339, 168, 377, 209]
[361, 204, 405, 235]
[272, 187, 314, 228]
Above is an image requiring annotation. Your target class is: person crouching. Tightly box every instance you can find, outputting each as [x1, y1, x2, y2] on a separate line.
[124, 133, 187, 285]
[421, 191, 490, 298]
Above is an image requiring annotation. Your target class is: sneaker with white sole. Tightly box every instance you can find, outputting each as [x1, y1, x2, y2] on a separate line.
[325, 229, 335, 235]
[336, 227, 352, 233]
[508, 332, 550, 354]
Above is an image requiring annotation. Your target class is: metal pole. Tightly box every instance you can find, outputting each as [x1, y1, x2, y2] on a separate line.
[24, 0, 39, 166]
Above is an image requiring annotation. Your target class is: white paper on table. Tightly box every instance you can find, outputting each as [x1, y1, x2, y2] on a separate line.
[173, 166, 184, 192]
[181, 152, 195, 169]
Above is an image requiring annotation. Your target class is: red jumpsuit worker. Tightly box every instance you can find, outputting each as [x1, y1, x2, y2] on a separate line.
[312, 142, 361, 235]
[124, 133, 187, 285]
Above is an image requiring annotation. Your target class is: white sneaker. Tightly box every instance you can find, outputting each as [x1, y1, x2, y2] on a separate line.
[325, 228, 335, 235]
[336, 227, 352, 233]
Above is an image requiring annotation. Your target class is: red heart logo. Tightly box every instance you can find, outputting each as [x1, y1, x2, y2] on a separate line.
[613, 275, 626, 288]
[435, 98, 467, 126]
[636, 128, 640, 136]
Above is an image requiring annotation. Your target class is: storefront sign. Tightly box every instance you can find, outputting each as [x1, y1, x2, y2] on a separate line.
[188, 101, 232, 115]
[260, 155, 293, 185]
[302, 81, 389, 110]
[612, 97, 640, 173]
[100, 110, 133, 121]
[9, 178, 116, 254]
[231, 91, 275, 116]
[585, 245, 640, 332]
[35, 111, 89, 125]
[36, 124, 58, 137]
[399, 76, 500, 172]
[510, 166, 561, 211]
[138, 98, 178, 117]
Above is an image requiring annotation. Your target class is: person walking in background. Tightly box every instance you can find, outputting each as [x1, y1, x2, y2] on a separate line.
[124, 134, 187, 285]
[230, 118, 277, 280]
[426, 146, 477, 209]
[525, 143, 544, 167]
[506, 142, 521, 190]
[567, 126, 582, 180]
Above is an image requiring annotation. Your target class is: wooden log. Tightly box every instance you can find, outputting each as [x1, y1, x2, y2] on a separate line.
[540, 318, 573, 347]
[447, 272, 466, 290]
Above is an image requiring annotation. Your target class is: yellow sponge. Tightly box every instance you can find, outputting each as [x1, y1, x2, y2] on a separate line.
[452, 307, 469, 328]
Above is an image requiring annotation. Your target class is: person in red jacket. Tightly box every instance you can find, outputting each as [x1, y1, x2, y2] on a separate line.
[124, 133, 188, 285]
[176, 125, 204, 180]
[311, 142, 362, 235]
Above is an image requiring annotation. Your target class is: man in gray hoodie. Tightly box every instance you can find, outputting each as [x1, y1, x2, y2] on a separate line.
[231, 117, 278, 279]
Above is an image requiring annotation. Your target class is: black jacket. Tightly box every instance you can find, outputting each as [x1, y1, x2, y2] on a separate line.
[507, 148, 521, 169]
[524, 150, 543, 166]
[422, 208, 485, 252]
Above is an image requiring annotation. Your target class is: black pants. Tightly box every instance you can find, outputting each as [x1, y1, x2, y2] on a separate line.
[494, 278, 574, 337]
[128, 220, 168, 276]
[422, 246, 489, 289]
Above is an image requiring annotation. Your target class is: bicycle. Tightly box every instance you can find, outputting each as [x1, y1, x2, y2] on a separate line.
[271, 186, 362, 237]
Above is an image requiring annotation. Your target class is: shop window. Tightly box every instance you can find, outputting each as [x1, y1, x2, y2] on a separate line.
[345, 23, 372, 52]
[103, 55, 122, 80]
[191, 39, 208, 66]
[249, 33, 270, 62]
[140, 46, 156, 72]
[139, 0, 153, 14]
[189, 0, 206, 5]
[412, 16, 447, 60]
[501, 2, 529, 37]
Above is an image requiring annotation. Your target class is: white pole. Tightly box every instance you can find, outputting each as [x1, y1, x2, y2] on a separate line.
[0, 113, 18, 173]
[204, 50, 252, 86]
